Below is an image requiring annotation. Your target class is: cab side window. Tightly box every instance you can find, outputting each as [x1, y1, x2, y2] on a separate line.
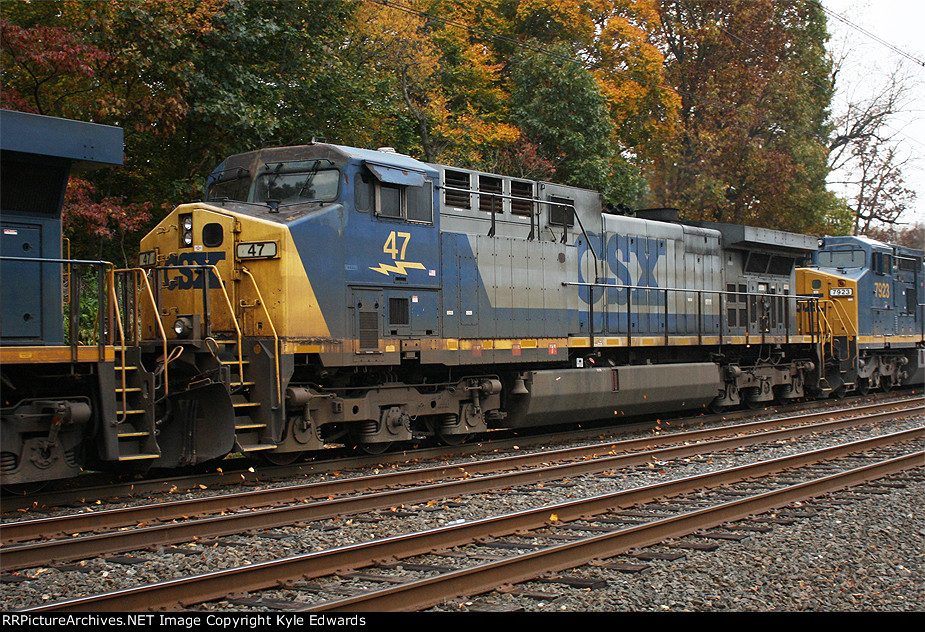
[378, 183, 403, 218]
[374, 181, 433, 223]
[872, 251, 892, 274]
[358, 163, 434, 223]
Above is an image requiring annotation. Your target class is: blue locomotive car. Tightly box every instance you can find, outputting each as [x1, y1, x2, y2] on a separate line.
[7, 132, 920, 486]
[136, 141, 839, 460]
[0, 110, 159, 487]
[798, 235, 924, 394]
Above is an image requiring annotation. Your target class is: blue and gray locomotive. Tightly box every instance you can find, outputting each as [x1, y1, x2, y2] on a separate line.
[131, 140, 924, 462]
[2, 130, 923, 486]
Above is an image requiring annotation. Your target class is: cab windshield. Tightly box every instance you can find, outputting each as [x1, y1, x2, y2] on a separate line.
[816, 248, 865, 268]
[255, 163, 340, 205]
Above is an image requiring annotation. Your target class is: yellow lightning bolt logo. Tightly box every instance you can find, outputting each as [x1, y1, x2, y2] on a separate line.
[371, 231, 427, 276]
[369, 261, 426, 276]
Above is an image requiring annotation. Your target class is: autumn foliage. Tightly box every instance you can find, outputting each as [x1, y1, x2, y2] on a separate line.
[1, 0, 855, 263]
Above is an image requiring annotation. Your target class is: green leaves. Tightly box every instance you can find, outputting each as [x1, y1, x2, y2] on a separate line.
[650, 0, 842, 233]
[1, 0, 849, 246]
[511, 45, 615, 192]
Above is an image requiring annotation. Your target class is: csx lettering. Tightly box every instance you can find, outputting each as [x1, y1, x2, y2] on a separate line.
[578, 232, 664, 306]
[164, 252, 226, 290]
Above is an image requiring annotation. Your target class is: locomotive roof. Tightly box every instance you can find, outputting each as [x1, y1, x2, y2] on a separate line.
[330, 144, 438, 175]
[0, 109, 123, 169]
[684, 219, 818, 255]
[209, 143, 437, 180]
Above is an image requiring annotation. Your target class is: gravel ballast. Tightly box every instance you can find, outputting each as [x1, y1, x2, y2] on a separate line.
[1, 409, 922, 613]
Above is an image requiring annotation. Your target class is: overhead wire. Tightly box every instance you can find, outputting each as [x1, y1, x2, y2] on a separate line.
[813, 1, 925, 68]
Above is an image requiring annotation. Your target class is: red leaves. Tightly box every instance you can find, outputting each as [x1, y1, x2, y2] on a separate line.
[63, 177, 152, 239]
[0, 18, 110, 115]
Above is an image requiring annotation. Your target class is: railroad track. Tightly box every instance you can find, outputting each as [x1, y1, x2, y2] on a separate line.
[2, 391, 915, 514]
[3, 397, 921, 560]
[5, 396, 923, 611]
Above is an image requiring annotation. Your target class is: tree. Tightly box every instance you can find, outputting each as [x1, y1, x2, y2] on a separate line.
[2, 0, 363, 261]
[509, 44, 617, 195]
[649, 0, 842, 234]
[0, 17, 110, 117]
[827, 57, 919, 235]
[354, 0, 674, 201]
[863, 221, 925, 250]
[350, 0, 521, 166]
[840, 135, 917, 235]
[502, 0, 676, 204]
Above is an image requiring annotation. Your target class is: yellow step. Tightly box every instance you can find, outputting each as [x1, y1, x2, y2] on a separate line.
[235, 422, 267, 431]
[117, 453, 159, 461]
[118, 431, 150, 438]
[240, 444, 276, 452]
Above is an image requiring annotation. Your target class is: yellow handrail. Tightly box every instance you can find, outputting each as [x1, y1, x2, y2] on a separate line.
[113, 268, 171, 398]
[106, 266, 129, 423]
[241, 266, 282, 407]
[817, 298, 859, 363]
[204, 264, 246, 387]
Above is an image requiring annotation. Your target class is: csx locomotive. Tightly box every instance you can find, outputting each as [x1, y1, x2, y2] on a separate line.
[2, 114, 923, 487]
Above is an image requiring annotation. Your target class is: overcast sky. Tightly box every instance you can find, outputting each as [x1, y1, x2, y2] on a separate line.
[823, 0, 925, 227]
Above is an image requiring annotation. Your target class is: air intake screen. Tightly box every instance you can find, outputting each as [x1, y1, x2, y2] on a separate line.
[389, 298, 410, 325]
[358, 311, 379, 350]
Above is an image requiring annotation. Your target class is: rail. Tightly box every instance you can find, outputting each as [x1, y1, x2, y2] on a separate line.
[23, 424, 923, 611]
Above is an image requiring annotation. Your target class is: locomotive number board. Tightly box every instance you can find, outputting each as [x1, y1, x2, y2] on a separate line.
[236, 241, 278, 259]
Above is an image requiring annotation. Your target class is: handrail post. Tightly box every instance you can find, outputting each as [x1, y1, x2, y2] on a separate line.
[240, 267, 282, 409]
[664, 287, 669, 345]
[697, 290, 703, 346]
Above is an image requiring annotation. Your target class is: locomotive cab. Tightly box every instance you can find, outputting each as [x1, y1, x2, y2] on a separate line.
[137, 143, 458, 458]
[798, 236, 925, 394]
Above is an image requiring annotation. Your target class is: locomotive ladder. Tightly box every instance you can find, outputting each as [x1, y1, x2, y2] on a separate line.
[205, 337, 275, 454]
[203, 265, 282, 454]
[110, 268, 163, 462]
[814, 298, 860, 396]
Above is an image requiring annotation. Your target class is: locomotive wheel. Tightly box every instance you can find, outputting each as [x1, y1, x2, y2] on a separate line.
[741, 388, 762, 409]
[857, 378, 871, 396]
[358, 441, 393, 455]
[880, 377, 894, 393]
[710, 400, 729, 414]
[436, 429, 471, 446]
[258, 451, 304, 466]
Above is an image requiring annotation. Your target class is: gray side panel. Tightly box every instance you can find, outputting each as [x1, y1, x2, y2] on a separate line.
[506, 362, 723, 427]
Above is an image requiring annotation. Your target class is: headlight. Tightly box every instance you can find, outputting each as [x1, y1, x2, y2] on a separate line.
[173, 316, 194, 338]
[179, 213, 193, 248]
